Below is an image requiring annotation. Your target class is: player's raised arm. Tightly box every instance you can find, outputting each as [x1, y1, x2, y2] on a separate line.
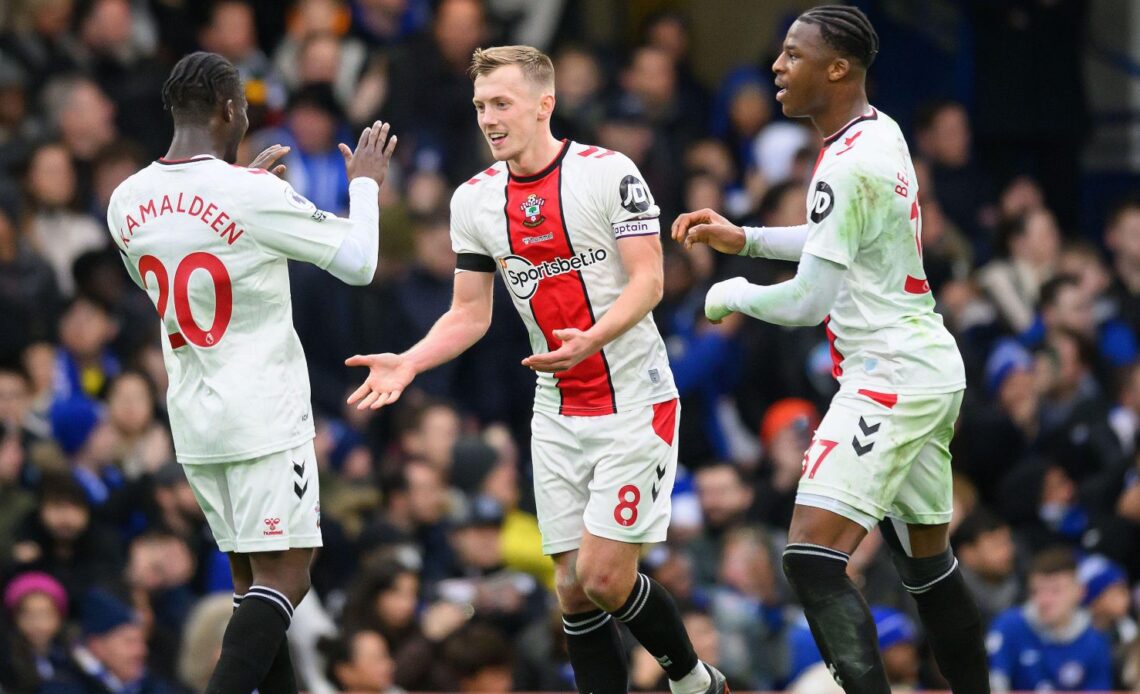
[346, 269, 494, 409]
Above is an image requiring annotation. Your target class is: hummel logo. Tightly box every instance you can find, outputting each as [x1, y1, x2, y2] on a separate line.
[852, 417, 878, 456]
[836, 130, 863, 155]
[292, 459, 306, 477]
[294, 481, 308, 499]
[650, 463, 667, 501]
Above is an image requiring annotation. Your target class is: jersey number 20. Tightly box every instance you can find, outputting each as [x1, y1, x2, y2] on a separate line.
[139, 253, 232, 348]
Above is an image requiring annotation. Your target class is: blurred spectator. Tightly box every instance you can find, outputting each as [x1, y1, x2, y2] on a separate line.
[1105, 194, 1140, 336]
[689, 463, 753, 586]
[318, 628, 401, 693]
[0, 571, 70, 691]
[0, 187, 60, 360]
[710, 67, 770, 176]
[751, 398, 819, 530]
[91, 140, 148, 219]
[977, 207, 1061, 333]
[1022, 273, 1138, 371]
[787, 605, 919, 693]
[52, 294, 121, 403]
[436, 621, 513, 692]
[550, 44, 605, 143]
[175, 593, 231, 693]
[393, 399, 460, 473]
[511, 608, 573, 692]
[1077, 554, 1137, 672]
[631, 607, 721, 691]
[274, 0, 368, 104]
[2, 0, 85, 93]
[105, 372, 171, 480]
[0, 54, 40, 181]
[383, 0, 488, 181]
[618, 44, 704, 165]
[913, 99, 997, 257]
[21, 141, 108, 296]
[911, 158, 973, 294]
[987, 546, 1113, 692]
[42, 588, 177, 693]
[952, 507, 1020, 626]
[452, 431, 552, 589]
[77, 0, 168, 156]
[198, 0, 287, 126]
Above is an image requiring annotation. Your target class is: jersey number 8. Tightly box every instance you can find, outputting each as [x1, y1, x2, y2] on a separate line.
[139, 253, 233, 348]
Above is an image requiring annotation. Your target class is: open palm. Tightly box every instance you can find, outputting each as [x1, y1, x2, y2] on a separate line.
[344, 353, 416, 410]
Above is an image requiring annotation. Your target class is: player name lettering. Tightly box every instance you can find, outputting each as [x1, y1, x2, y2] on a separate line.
[119, 193, 244, 246]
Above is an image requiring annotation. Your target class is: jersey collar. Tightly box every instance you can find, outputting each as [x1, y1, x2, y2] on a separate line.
[822, 108, 878, 147]
[508, 139, 570, 183]
[156, 155, 217, 165]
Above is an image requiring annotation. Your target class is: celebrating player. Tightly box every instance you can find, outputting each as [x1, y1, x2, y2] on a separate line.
[107, 52, 396, 693]
[347, 46, 727, 694]
[673, 7, 989, 694]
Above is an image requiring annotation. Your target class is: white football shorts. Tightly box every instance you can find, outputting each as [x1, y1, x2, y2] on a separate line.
[532, 398, 680, 555]
[796, 387, 964, 530]
[182, 440, 322, 553]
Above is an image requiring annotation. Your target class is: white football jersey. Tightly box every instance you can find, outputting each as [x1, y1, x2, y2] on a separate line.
[107, 155, 359, 463]
[802, 109, 965, 394]
[450, 141, 677, 416]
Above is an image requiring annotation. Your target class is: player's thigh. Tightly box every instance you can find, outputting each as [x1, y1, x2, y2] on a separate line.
[531, 410, 592, 556]
[583, 398, 679, 546]
[225, 440, 322, 554]
[796, 390, 928, 531]
[181, 463, 236, 552]
[889, 390, 964, 527]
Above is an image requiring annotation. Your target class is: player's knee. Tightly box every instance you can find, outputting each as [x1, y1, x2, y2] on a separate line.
[889, 545, 958, 596]
[782, 543, 850, 604]
[577, 562, 632, 612]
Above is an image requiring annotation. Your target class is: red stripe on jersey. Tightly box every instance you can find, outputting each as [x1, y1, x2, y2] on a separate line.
[506, 151, 616, 416]
[482, 167, 500, 177]
[904, 275, 931, 294]
[651, 398, 678, 446]
[823, 315, 843, 378]
[811, 147, 827, 177]
[857, 389, 898, 409]
[577, 146, 599, 157]
[595, 149, 616, 159]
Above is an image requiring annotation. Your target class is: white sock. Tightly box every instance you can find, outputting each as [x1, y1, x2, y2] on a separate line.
[668, 661, 712, 694]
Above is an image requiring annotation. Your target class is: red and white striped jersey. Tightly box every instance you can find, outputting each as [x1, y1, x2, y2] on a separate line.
[450, 140, 677, 416]
[803, 108, 965, 394]
[107, 156, 360, 463]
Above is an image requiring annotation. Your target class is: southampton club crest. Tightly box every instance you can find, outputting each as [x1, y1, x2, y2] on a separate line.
[520, 193, 546, 228]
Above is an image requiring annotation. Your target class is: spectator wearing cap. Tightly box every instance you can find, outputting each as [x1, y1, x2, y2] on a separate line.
[42, 588, 177, 693]
[1078, 553, 1138, 673]
[0, 571, 70, 691]
[10, 471, 124, 600]
[954, 339, 1040, 503]
[987, 546, 1113, 692]
[438, 493, 547, 639]
[451, 434, 552, 590]
[752, 398, 819, 529]
[952, 507, 1020, 626]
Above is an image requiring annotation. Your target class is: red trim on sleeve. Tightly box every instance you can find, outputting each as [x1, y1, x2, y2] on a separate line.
[857, 389, 898, 409]
[904, 275, 931, 294]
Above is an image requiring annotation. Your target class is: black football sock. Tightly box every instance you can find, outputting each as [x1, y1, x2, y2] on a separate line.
[903, 559, 990, 693]
[231, 593, 297, 694]
[610, 573, 699, 682]
[206, 585, 294, 694]
[782, 544, 891, 694]
[563, 609, 628, 694]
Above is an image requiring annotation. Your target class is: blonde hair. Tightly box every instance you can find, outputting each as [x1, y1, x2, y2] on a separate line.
[468, 45, 555, 91]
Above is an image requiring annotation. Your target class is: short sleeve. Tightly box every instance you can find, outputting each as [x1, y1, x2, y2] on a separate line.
[600, 154, 662, 240]
[237, 172, 354, 268]
[449, 188, 495, 273]
[800, 163, 869, 269]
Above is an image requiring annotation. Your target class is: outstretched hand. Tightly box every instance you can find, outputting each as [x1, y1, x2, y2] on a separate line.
[339, 120, 398, 187]
[248, 144, 290, 176]
[671, 207, 746, 254]
[344, 352, 416, 410]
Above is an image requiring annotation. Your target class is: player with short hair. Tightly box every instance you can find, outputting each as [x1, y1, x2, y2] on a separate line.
[347, 44, 726, 694]
[673, 6, 988, 694]
[107, 51, 396, 693]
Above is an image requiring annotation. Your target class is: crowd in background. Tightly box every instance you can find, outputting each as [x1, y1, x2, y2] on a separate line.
[0, 0, 1137, 692]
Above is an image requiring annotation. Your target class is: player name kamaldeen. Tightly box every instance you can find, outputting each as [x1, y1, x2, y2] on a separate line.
[116, 191, 246, 247]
